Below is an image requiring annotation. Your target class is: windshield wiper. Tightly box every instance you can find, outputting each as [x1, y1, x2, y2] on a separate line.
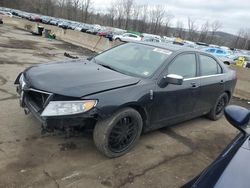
[93, 58, 125, 75]
[99, 64, 119, 72]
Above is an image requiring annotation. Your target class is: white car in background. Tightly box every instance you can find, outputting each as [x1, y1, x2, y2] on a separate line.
[113, 33, 141, 42]
[0, 11, 13, 17]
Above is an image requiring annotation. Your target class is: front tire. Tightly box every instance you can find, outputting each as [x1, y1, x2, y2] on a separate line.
[115, 38, 122, 42]
[93, 108, 143, 158]
[207, 93, 229, 120]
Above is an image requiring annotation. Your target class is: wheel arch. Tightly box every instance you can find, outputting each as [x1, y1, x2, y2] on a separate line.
[117, 102, 149, 130]
[224, 90, 231, 101]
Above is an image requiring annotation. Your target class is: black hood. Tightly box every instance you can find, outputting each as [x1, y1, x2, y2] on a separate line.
[24, 60, 140, 97]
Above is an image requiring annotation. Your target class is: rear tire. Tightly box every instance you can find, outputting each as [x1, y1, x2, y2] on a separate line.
[93, 108, 143, 158]
[207, 93, 229, 120]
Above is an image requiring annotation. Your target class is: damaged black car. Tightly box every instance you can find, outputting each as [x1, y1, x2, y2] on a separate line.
[15, 42, 237, 157]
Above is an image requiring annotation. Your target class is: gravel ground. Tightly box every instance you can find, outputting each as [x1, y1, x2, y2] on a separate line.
[0, 24, 249, 188]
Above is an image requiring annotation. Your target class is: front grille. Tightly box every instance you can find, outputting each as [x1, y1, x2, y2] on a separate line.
[26, 89, 52, 112]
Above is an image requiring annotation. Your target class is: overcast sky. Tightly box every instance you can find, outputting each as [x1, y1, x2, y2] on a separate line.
[93, 0, 250, 35]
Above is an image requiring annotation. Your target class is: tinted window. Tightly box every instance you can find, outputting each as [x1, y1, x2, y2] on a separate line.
[168, 54, 197, 78]
[129, 34, 137, 38]
[207, 49, 215, 53]
[200, 55, 221, 76]
[216, 50, 224, 54]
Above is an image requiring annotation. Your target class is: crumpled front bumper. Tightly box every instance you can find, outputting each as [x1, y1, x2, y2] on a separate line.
[16, 82, 98, 133]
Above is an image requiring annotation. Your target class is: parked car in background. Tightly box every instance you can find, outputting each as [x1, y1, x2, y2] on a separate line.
[58, 21, 71, 29]
[81, 24, 92, 32]
[97, 30, 110, 37]
[68, 22, 79, 30]
[204, 47, 231, 58]
[28, 14, 41, 22]
[15, 42, 237, 158]
[182, 105, 250, 188]
[235, 55, 250, 68]
[196, 42, 209, 49]
[113, 33, 141, 42]
[86, 27, 101, 35]
[49, 19, 58, 25]
[218, 56, 235, 65]
[0, 11, 13, 17]
[142, 37, 161, 43]
[41, 16, 52, 24]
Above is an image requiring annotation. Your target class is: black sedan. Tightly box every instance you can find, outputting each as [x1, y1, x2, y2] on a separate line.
[182, 105, 250, 188]
[14, 42, 237, 157]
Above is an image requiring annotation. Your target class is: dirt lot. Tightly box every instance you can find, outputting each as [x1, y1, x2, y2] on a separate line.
[0, 24, 250, 188]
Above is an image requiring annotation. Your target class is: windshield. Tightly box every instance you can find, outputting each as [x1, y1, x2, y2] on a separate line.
[94, 43, 171, 78]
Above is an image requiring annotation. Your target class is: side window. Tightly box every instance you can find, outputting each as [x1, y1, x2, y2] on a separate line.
[207, 49, 215, 53]
[216, 50, 223, 54]
[168, 54, 197, 78]
[200, 55, 221, 76]
[129, 34, 137, 38]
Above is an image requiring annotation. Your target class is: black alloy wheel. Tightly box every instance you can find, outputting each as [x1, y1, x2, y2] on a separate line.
[215, 96, 227, 115]
[108, 116, 138, 153]
[207, 93, 229, 121]
[93, 108, 143, 158]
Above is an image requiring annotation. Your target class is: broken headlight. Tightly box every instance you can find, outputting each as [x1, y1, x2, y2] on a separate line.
[41, 100, 97, 117]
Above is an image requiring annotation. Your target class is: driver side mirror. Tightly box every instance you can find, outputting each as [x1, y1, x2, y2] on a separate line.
[158, 74, 183, 88]
[224, 105, 250, 135]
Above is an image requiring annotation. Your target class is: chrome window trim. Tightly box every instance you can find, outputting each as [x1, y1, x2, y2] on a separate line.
[183, 73, 225, 81]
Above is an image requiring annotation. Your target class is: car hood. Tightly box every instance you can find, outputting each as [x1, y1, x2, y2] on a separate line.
[24, 59, 140, 98]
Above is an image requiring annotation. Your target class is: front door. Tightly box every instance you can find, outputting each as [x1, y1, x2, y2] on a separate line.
[150, 53, 201, 129]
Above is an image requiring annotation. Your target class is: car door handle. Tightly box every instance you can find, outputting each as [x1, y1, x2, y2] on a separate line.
[191, 82, 198, 88]
[220, 80, 224, 84]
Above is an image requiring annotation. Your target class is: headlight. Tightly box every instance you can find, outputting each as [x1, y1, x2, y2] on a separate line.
[41, 100, 97, 117]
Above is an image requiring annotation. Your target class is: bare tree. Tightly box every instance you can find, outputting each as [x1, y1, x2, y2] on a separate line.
[210, 20, 222, 43]
[107, 1, 117, 27]
[57, 0, 65, 17]
[199, 21, 209, 42]
[163, 12, 174, 36]
[65, 0, 72, 20]
[149, 5, 165, 34]
[131, 4, 141, 31]
[137, 4, 148, 32]
[81, 0, 93, 23]
[233, 28, 245, 49]
[72, 0, 80, 20]
[115, 0, 124, 28]
[122, 0, 134, 30]
[176, 20, 185, 39]
[187, 17, 197, 41]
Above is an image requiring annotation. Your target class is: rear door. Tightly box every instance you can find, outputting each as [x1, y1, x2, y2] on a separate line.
[196, 53, 225, 113]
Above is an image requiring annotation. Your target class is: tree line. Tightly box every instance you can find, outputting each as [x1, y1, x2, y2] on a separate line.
[1, 0, 250, 50]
